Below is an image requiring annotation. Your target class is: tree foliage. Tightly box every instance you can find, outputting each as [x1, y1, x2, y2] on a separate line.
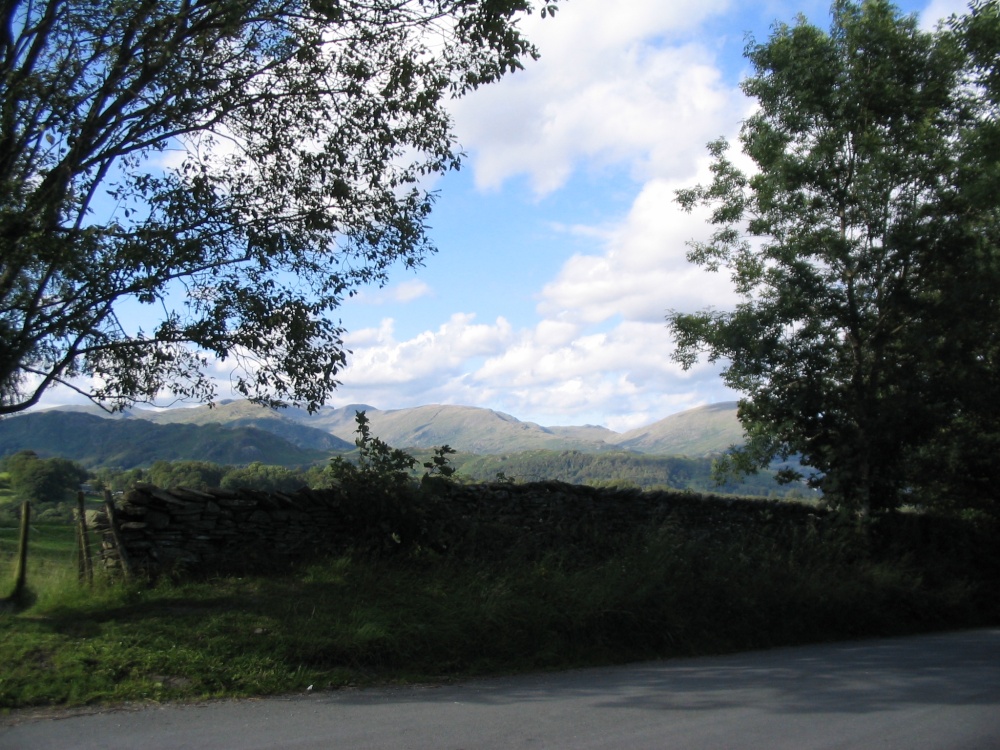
[456, 449, 807, 496]
[669, 0, 999, 513]
[326, 409, 417, 494]
[2, 449, 88, 503]
[145, 459, 227, 490]
[219, 461, 307, 493]
[0, 0, 557, 415]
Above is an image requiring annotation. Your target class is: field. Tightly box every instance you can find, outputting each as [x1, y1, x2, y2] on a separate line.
[1, 501, 998, 712]
[0, 471, 14, 505]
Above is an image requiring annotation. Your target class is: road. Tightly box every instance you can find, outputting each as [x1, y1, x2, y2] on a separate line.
[2, 629, 999, 749]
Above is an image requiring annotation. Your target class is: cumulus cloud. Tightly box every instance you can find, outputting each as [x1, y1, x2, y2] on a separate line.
[451, 0, 739, 195]
[332, 307, 737, 429]
[32, 0, 752, 428]
[341, 313, 514, 387]
[328, 0, 752, 426]
[537, 177, 741, 326]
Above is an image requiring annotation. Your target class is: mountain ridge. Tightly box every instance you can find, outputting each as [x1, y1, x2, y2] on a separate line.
[0, 411, 331, 468]
[12, 399, 744, 461]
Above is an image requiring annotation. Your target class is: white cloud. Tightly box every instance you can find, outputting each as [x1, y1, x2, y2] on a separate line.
[537, 176, 741, 326]
[29, 0, 755, 429]
[342, 313, 514, 387]
[350, 279, 433, 305]
[326, 0, 751, 426]
[332, 306, 737, 428]
[919, 0, 972, 29]
[451, 0, 740, 195]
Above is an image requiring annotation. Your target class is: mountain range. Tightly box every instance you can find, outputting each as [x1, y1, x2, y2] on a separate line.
[0, 400, 745, 468]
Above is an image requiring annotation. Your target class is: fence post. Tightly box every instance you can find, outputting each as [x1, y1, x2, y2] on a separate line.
[103, 490, 133, 582]
[9, 501, 30, 602]
[76, 491, 94, 585]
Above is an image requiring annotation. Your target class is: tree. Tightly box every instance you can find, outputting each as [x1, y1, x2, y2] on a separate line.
[901, 0, 1000, 515]
[668, 0, 998, 513]
[0, 0, 558, 415]
[326, 410, 416, 492]
[220, 461, 306, 492]
[91, 465, 147, 493]
[146, 460, 227, 490]
[5, 450, 88, 503]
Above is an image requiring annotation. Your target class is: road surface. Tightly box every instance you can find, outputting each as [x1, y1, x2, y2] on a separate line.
[2, 629, 999, 749]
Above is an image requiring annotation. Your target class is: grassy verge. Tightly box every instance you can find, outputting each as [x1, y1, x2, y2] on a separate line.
[0, 524, 81, 607]
[1, 509, 997, 712]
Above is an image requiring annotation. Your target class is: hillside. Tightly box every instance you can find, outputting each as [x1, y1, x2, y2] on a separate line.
[0, 402, 808, 497]
[129, 400, 353, 452]
[119, 401, 742, 456]
[306, 402, 743, 456]
[457, 449, 806, 498]
[0, 412, 330, 468]
[8, 400, 747, 466]
[614, 402, 744, 455]
[322, 404, 618, 454]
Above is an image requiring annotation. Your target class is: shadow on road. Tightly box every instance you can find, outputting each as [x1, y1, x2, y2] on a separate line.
[314, 628, 1000, 715]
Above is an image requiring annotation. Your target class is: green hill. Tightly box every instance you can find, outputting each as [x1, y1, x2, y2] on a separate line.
[458, 449, 807, 498]
[14, 400, 751, 469]
[307, 404, 618, 454]
[0, 412, 330, 468]
[613, 402, 744, 455]
[316, 402, 743, 457]
[129, 400, 353, 452]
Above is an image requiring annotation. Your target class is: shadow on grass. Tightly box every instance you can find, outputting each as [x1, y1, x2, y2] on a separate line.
[0, 586, 37, 614]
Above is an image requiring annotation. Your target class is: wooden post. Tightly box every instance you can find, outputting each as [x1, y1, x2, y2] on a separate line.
[103, 490, 132, 582]
[76, 491, 94, 585]
[75, 509, 85, 582]
[9, 501, 30, 602]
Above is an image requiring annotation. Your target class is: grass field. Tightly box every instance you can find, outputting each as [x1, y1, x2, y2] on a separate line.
[0, 472, 15, 506]
[1, 504, 997, 713]
[1, 522, 82, 607]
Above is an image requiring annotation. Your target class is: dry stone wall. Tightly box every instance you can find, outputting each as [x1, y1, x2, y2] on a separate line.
[93, 480, 819, 578]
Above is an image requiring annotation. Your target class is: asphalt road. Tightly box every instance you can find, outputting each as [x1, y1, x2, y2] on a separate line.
[3, 629, 999, 750]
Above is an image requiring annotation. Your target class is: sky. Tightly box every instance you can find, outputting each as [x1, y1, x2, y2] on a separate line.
[36, 0, 973, 432]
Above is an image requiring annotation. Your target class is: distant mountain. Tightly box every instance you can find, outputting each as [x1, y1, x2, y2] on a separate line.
[332, 403, 743, 456]
[458, 449, 799, 498]
[128, 401, 623, 454]
[124, 399, 353, 452]
[0, 411, 330, 468]
[614, 402, 744, 455]
[546, 424, 621, 444]
[12, 399, 745, 464]
[318, 404, 621, 454]
[290, 403, 381, 435]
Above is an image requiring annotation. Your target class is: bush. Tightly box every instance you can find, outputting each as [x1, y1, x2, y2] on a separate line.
[322, 411, 456, 554]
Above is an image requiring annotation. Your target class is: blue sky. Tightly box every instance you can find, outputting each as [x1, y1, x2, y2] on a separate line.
[37, 0, 972, 432]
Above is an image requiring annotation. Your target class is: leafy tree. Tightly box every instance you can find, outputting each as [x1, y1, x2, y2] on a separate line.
[91, 466, 147, 494]
[0, 0, 558, 415]
[4, 450, 88, 503]
[900, 1, 1000, 516]
[668, 1, 998, 513]
[146, 460, 226, 490]
[326, 410, 416, 493]
[220, 462, 306, 493]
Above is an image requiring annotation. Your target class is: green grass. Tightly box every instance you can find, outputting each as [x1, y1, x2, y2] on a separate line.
[0, 472, 15, 506]
[1, 511, 997, 713]
[0, 523, 81, 605]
